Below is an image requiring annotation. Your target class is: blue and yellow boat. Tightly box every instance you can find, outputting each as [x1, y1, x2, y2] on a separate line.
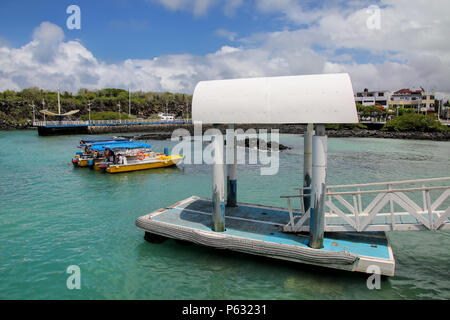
[72, 138, 133, 168]
[95, 144, 183, 174]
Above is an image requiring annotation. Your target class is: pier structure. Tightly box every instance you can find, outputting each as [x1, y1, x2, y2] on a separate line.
[33, 119, 191, 136]
[136, 73, 450, 276]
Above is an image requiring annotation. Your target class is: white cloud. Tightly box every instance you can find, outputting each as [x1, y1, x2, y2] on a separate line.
[1, 0, 450, 100]
[30, 21, 65, 63]
[224, 0, 243, 17]
[152, 0, 244, 17]
[151, 0, 218, 16]
[215, 28, 237, 41]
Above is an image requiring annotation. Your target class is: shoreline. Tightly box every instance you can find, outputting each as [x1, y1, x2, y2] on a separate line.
[1, 123, 449, 141]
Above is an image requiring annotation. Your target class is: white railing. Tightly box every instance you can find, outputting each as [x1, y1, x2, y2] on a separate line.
[282, 177, 450, 233]
[33, 121, 88, 126]
[33, 119, 192, 127]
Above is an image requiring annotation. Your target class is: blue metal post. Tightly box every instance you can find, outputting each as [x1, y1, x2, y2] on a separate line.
[226, 124, 237, 207]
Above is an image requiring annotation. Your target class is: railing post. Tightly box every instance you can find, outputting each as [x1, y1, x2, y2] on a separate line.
[425, 190, 434, 230]
[422, 184, 427, 212]
[353, 194, 360, 231]
[287, 198, 294, 227]
[357, 187, 362, 213]
[309, 124, 327, 249]
[388, 184, 395, 230]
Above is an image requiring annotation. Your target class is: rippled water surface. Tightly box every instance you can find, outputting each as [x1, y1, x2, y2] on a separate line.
[0, 130, 449, 299]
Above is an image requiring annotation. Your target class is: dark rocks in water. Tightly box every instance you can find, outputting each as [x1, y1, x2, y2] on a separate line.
[235, 138, 291, 151]
[127, 133, 292, 151]
[127, 133, 173, 140]
[117, 127, 450, 142]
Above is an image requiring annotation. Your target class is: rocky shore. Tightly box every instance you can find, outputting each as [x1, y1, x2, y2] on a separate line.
[124, 124, 450, 141]
[0, 121, 34, 130]
[326, 129, 450, 141]
[2, 122, 449, 141]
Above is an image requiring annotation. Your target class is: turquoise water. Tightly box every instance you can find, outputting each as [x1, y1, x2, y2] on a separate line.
[0, 130, 449, 300]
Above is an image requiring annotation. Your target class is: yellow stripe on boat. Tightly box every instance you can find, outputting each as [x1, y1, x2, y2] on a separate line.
[93, 159, 104, 170]
[106, 155, 183, 173]
[78, 159, 90, 167]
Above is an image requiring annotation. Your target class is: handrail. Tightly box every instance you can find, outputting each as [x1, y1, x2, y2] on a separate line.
[326, 177, 450, 188]
[33, 119, 192, 127]
[285, 186, 450, 198]
[282, 177, 450, 232]
[294, 177, 450, 190]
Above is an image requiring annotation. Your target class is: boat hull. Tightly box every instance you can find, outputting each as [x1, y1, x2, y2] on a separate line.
[105, 155, 183, 173]
[72, 158, 90, 167]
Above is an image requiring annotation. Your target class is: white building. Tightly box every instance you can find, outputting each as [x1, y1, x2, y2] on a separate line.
[355, 89, 392, 107]
[389, 88, 436, 112]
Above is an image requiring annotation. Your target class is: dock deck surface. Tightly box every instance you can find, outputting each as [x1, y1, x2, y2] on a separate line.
[136, 196, 395, 275]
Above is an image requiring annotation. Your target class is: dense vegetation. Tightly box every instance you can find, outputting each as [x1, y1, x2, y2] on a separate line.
[0, 87, 192, 126]
[79, 111, 137, 121]
[325, 123, 367, 130]
[356, 103, 429, 119]
[382, 113, 449, 132]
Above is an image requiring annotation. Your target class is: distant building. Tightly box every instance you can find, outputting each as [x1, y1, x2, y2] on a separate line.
[389, 88, 435, 113]
[356, 88, 437, 114]
[355, 89, 392, 107]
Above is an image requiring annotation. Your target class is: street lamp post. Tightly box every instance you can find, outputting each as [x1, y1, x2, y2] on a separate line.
[30, 101, 35, 125]
[128, 86, 131, 116]
[118, 101, 121, 123]
[87, 100, 92, 126]
[42, 99, 46, 124]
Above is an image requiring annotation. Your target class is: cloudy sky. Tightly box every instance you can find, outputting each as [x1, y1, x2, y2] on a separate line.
[0, 0, 449, 98]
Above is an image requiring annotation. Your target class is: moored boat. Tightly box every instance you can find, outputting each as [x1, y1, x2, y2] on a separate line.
[97, 145, 183, 173]
[72, 138, 133, 168]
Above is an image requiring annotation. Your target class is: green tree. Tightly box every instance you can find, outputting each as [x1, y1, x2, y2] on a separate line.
[382, 113, 448, 132]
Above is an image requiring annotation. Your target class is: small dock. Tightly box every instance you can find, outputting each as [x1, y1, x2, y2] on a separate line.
[33, 119, 191, 136]
[134, 74, 449, 277]
[136, 196, 395, 276]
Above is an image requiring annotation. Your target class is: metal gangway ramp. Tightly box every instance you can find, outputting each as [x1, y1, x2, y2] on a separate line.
[282, 177, 450, 233]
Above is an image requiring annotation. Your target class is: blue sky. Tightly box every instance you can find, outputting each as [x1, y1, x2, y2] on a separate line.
[0, 0, 449, 97]
[0, 0, 294, 61]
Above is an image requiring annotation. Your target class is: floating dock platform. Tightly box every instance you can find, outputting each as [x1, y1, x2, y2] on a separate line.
[136, 196, 395, 276]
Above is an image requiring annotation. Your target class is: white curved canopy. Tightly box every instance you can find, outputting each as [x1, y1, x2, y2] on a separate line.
[192, 73, 358, 124]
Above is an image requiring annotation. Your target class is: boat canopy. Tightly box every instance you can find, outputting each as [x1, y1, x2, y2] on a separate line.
[80, 137, 131, 145]
[81, 140, 133, 147]
[89, 142, 152, 152]
[192, 73, 358, 124]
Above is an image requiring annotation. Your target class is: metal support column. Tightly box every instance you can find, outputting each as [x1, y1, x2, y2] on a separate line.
[303, 123, 314, 213]
[309, 124, 327, 249]
[212, 132, 226, 232]
[227, 124, 237, 207]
